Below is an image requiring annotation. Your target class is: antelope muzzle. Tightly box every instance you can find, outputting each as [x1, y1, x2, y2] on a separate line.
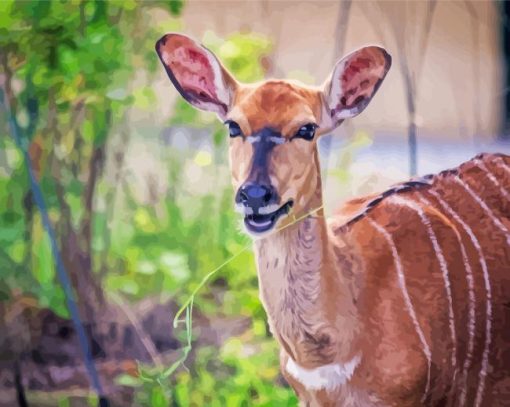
[235, 182, 293, 234]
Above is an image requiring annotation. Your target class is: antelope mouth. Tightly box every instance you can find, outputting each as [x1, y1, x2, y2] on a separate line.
[244, 201, 294, 234]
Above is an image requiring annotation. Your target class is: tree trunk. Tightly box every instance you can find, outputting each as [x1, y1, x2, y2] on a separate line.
[322, 0, 352, 179]
[401, 59, 418, 176]
[408, 109, 417, 177]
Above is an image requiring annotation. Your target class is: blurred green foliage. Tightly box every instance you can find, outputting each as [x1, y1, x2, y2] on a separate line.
[0, 1, 299, 405]
[1, 0, 183, 315]
[108, 29, 298, 407]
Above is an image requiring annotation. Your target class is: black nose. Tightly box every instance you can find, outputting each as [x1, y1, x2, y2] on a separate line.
[237, 183, 275, 209]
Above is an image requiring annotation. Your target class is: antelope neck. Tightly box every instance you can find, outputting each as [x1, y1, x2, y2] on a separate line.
[254, 209, 360, 368]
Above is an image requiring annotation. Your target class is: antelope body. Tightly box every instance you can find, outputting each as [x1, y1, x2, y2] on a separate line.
[155, 34, 510, 406]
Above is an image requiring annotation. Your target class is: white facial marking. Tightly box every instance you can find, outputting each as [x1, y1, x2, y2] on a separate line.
[247, 135, 261, 144]
[285, 355, 361, 392]
[246, 217, 271, 228]
[269, 136, 285, 144]
[235, 204, 253, 216]
[247, 135, 284, 145]
[367, 217, 431, 403]
[391, 195, 457, 375]
[429, 190, 477, 407]
[258, 204, 280, 215]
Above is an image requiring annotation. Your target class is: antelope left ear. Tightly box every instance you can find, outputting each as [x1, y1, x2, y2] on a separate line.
[155, 33, 237, 120]
[322, 46, 391, 127]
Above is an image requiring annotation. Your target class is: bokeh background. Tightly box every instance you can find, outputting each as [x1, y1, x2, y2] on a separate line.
[1, 1, 510, 406]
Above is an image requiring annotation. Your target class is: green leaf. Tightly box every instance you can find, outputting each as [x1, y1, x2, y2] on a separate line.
[115, 373, 142, 388]
[168, 0, 184, 16]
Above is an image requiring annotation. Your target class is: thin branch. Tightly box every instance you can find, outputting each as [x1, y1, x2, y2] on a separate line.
[260, 0, 285, 77]
[0, 81, 107, 403]
[81, 145, 105, 254]
[111, 293, 164, 369]
[323, 0, 353, 181]
[360, 2, 386, 44]
[415, 0, 437, 87]
[69, 100, 87, 178]
[111, 7, 124, 25]
[332, 0, 352, 63]
[47, 88, 73, 236]
[464, 0, 481, 142]
[81, 104, 110, 256]
[98, 123, 130, 280]
[382, 1, 437, 176]
[0, 51, 17, 119]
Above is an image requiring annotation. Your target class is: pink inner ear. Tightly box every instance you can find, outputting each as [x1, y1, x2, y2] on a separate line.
[163, 42, 219, 102]
[338, 52, 385, 109]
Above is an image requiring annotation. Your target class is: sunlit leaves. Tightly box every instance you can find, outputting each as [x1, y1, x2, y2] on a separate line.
[159, 251, 190, 281]
[132, 87, 156, 110]
[170, 339, 298, 406]
[31, 214, 54, 286]
[0, 0, 186, 314]
[193, 150, 212, 167]
[168, 0, 184, 16]
[1, 3, 302, 404]
[134, 207, 157, 233]
[169, 99, 200, 126]
[204, 31, 272, 83]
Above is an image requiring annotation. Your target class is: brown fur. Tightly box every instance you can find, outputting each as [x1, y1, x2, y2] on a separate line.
[228, 81, 325, 224]
[155, 35, 509, 406]
[228, 77, 510, 406]
[261, 153, 510, 406]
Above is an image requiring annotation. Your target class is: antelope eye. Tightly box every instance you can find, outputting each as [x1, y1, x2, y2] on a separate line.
[226, 121, 243, 138]
[294, 123, 318, 141]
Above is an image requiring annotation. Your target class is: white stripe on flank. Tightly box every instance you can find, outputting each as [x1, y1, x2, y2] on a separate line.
[367, 217, 431, 402]
[494, 156, 510, 176]
[390, 195, 457, 375]
[453, 176, 510, 246]
[431, 186, 493, 407]
[475, 159, 510, 201]
[427, 190, 477, 407]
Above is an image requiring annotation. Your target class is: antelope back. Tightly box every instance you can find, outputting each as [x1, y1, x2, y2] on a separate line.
[335, 153, 510, 405]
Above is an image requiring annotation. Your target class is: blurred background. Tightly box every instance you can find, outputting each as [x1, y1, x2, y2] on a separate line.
[1, 0, 510, 406]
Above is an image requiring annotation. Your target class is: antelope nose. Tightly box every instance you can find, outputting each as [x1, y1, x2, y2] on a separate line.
[238, 183, 275, 208]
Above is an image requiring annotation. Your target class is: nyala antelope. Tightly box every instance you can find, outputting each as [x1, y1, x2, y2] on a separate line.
[155, 34, 510, 406]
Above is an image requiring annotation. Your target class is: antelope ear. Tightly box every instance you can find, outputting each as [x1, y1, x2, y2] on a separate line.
[155, 33, 237, 119]
[322, 46, 391, 126]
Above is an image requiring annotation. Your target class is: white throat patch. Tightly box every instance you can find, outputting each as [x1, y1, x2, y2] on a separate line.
[286, 355, 361, 392]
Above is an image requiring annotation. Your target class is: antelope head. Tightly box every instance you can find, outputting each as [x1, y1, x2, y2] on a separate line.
[156, 34, 391, 236]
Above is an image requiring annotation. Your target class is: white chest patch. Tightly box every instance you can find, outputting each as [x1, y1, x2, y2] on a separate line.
[285, 355, 361, 392]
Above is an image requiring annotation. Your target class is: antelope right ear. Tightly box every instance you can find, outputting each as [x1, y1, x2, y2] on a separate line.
[155, 33, 237, 120]
[321, 46, 391, 128]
